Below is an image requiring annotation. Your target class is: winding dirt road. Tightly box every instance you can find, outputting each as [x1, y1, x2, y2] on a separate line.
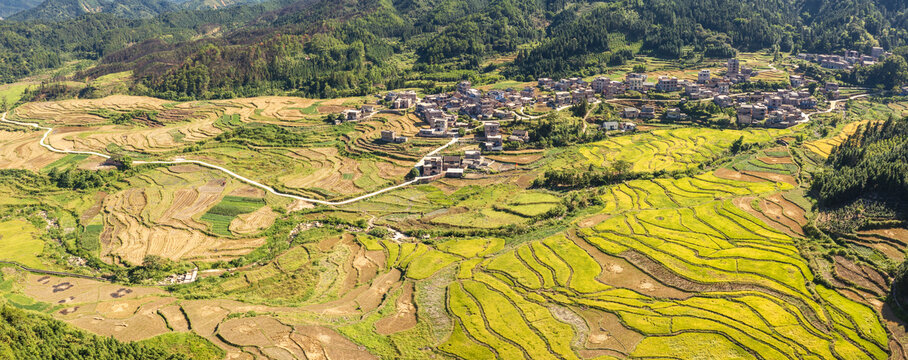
[0, 112, 457, 206]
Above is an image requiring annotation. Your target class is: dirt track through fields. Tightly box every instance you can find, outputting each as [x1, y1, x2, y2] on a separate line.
[1, 112, 457, 206]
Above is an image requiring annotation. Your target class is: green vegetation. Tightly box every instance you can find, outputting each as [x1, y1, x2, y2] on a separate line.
[0, 304, 187, 359]
[200, 195, 265, 236]
[136, 332, 224, 360]
[811, 116, 908, 206]
[0, 220, 45, 268]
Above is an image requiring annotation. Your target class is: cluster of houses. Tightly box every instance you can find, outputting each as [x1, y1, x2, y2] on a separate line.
[730, 89, 820, 127]
[413, 81, 538, 138]
[537, 58, 751, 105]
[385, 90, 419, 109]
[340, 104, 376, 123]
[421, 150, 494, 178]
[797, 47, 890, 70]
[159, 268, 198, 285]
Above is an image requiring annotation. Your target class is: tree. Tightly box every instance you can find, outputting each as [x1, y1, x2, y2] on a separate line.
[612, 159, 631, 174]
[570, 98, 589, 118]
[730, 136, 745, 154]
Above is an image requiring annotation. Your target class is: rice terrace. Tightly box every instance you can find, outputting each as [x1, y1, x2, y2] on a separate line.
[1, 8, 908, 359]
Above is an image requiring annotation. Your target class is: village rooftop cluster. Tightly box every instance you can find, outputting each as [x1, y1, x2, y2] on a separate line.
[333, 57, 849, 178]
[796, 46, 891, 70]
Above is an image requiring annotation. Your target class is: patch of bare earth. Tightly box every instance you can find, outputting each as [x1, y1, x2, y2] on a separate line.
[575, 308, 644, 359]
[375, 281, 417, 335]
[714, 168, 766, 183]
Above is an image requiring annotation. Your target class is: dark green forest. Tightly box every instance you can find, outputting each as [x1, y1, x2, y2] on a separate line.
[3, 0, 908, 98]
[811, 116, 908, 207]
[0, 303, 187, 359]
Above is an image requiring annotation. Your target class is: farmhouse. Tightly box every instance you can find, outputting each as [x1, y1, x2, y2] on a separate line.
[343, 109, 363, 121]
[380, 130, 407, 143]
[639, 105, 656, 119]
[509, 129, 529, 142]
[601, 121, 620, 131]
[623, 107, 640, 119]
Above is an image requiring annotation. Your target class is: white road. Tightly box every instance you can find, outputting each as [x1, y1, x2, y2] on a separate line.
[1, 112, 458, 206]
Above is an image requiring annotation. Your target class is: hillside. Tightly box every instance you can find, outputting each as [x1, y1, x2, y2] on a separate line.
[3, 0, 908, 97]
[2, 0, 908, 359]
[0, 0, 42, 18]
[8, 0, 178, 20]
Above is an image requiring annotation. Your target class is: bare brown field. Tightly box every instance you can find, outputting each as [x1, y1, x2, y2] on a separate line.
[576, 308, 644, 359]
[229, 206, 278, 235]
[374, 281, 417, 335]
[832, 255, 888, 297]
[98, 166, 267, 265]
[13, 95, 172, 125]
[741, 170, 798, 186]
[757, 156, 794, 164]
[0, 130, 65, 170]
[292, 325, 378, 360]
[714, 168, 768, 183]
[485, 152, 545, 165]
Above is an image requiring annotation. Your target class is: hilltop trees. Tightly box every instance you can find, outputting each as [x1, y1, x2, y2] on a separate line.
[811, 116, 908, 207]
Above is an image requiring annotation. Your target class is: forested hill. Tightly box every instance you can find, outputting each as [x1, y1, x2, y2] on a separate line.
[811, 116, 908, 207]
[4, 0, 908, 99]
[0, 0, 42, 18]
[8, 0, 178, 21]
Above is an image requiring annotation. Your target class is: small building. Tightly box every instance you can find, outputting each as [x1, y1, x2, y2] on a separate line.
[343, 109, 363, 121]
[752, 104, 767, 120]
[464, 150, 482, 160]
[698, 69, 711, 84]
[445, 168, 464, 178]
[626, 73, 648, 92]
[639, 105, 656, 119]
[443, 156, 463, 169]
[484, 122, 501, 138]
[456, 81, 472, 94]
[714, 95, 733, 108]
[727, 58, 740, 75]
[380, 130, 407, 143]
[799, 97, 818, 109]
[623, 107, 640, 119]
[422, 157, 443, 176]
[509, 129, 529, 142]
[601, 121, 620, 131]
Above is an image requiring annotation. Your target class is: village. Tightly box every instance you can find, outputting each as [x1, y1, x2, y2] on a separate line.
[796, 46, 891, 70]
[336, 56, 860, 179]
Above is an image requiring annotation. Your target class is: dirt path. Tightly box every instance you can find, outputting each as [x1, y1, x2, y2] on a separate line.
[1, 112, 456, 206]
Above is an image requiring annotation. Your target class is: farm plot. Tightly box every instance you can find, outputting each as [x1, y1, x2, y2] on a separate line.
[0, 219, 46, 269]
[550, 127, 783, 173]
[426, 185, 563, 229]
[441, 172, 888, 359]
[599, 171, 790, 213]
[0, 128, 66, 171]
[804, 120, 877, 159]
[185, 144, 410, 200]
[97, 165, 270, 265]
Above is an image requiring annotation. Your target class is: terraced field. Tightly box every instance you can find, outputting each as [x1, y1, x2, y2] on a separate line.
[804, 120, 876, 159]
[547, 126, 784, 172]
[1, 90, 904, 360]
[96, 165, 278, 264]
[441, 174, 888, 360]
[7, 95, 444, 201]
